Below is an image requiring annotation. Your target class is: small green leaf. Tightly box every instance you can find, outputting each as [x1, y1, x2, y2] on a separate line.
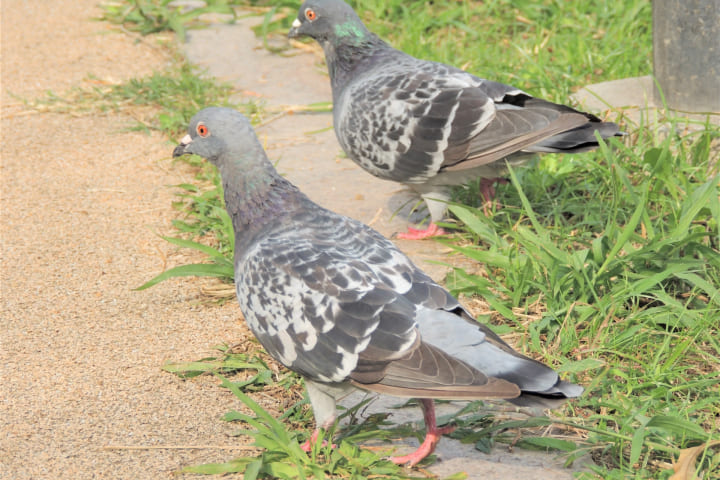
[161, 235, 232, 262]
[646, 415, 710, 441]
[243, 459, 262, 480]
[442, 472, 469, 480]
[474, 436, 493, 454]
[181, 459, 250, 474]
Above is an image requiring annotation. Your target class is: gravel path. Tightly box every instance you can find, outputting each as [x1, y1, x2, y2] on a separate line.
[1, 3, 579, 478]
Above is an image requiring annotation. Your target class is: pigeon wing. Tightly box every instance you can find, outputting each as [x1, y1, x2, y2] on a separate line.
[448, 80, 622, 169]
[235, 210, 422, 384]
[338, 59, 604, 181]
[336, 60, 496, 184]
[440, 81, 596, 171]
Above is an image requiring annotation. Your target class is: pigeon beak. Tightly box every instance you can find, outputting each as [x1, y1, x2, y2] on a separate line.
[288, 18, 302, 38]
[172, 134, 192, 158]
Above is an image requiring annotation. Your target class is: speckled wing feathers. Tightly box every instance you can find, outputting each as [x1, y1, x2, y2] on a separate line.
[336, 58, 495, 184]
[443, 109, 589, 171]
[334, 46, 621, 189]
[354, 341, 521, 399]
[236, 210, 423, 384]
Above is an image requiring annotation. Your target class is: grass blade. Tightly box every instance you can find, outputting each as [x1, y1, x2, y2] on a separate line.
[161, 235, 232, 263]
[135, 263, 234, 290]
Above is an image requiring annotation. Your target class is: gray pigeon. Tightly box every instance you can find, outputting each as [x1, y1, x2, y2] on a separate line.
[173, 107, 583, 466]
[288, 0, 623, 239]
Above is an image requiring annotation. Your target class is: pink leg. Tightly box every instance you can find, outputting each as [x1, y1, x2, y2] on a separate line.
[300, 429, 335, 452]
[390, 399, 456, 467]
[395, 222, 446, 240]
[479, 177, 508, 215]
[300, 429, 321, 452]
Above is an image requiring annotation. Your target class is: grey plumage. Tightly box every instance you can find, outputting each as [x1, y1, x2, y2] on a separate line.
[173, 107, 582, 465]
[288, 0, 623, 236]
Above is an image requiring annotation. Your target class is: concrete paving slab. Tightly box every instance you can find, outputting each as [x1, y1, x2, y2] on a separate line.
[572, 75, 720, 128]
[179, 14, 586, 478]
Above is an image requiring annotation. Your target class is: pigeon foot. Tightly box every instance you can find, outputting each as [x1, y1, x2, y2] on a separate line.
[389, 399, 456, 467]
[395, 223, 446, 240]
[300, 429, 336, 452]
[479, 177, 508, 215]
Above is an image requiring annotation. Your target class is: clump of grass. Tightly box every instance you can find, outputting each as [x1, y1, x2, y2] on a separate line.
[20, 60, 244, 138]
[444, 119, 719, 478]
[137, 158, 236, 290]
[166, 350, 466, 479]
[99, 0, 237, 40]
[182, 376, 436, 479]
[375, 0, 651, 101]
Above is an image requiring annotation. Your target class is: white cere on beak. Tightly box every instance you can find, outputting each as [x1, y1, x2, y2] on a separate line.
[292, 18, 301, 28]
[179, 134, 192, 145]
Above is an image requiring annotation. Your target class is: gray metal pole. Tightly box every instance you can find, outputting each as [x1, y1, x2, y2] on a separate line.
[653, 0, 720, 113]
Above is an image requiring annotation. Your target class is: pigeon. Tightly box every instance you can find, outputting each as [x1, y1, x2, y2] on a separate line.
[173, 107, 583, 466]
[288, 0, 623, 239]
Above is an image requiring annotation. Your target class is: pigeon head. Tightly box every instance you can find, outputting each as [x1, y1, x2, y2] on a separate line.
[174, 107, 300, 233]
[288, 0, 369, 45]
[173, 107, 260, 168]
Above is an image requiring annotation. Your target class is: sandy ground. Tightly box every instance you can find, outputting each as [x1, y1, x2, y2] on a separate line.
[1, 2, 581, 478]
[1, 2, 259, 478]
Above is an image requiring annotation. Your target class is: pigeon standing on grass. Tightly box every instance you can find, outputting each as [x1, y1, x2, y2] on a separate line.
[288, 0, 623, 239]
[173, 107, 583, 466]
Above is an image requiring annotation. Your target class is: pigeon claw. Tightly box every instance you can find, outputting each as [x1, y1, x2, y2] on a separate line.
[389, 399, 456, 467]
[300, 429, 336, 452]
[479, 177, 509, 215]
[395, 223, 446, 240]
[389, 425, 456, 467]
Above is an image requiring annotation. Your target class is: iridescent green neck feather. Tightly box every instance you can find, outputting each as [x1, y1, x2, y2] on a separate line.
[334, 21, 366, 42]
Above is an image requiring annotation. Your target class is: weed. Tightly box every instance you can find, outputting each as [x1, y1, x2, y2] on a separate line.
[99, 0, 237, 40]
[20, 60, 243, 138]
[444, 120, 720, 477]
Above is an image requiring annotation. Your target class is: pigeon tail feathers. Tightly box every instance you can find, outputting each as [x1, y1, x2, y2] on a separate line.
[415, 307, 583, 400]
[351, 341, 521, 400]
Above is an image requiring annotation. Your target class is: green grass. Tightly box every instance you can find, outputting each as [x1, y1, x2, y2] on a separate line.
[91, 1, 720, 478]
[443, 123, 719, 478]
[352, 0, 651, 102]
[99, 0, 238, 40]
[19, 59, 243, 138]
[137, 157, 237, 290]
[183, 375, 439, 479]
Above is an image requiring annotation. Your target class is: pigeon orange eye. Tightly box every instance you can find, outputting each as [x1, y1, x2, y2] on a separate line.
[305, 8, 316, 21]
[196, 123, 209, 137]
